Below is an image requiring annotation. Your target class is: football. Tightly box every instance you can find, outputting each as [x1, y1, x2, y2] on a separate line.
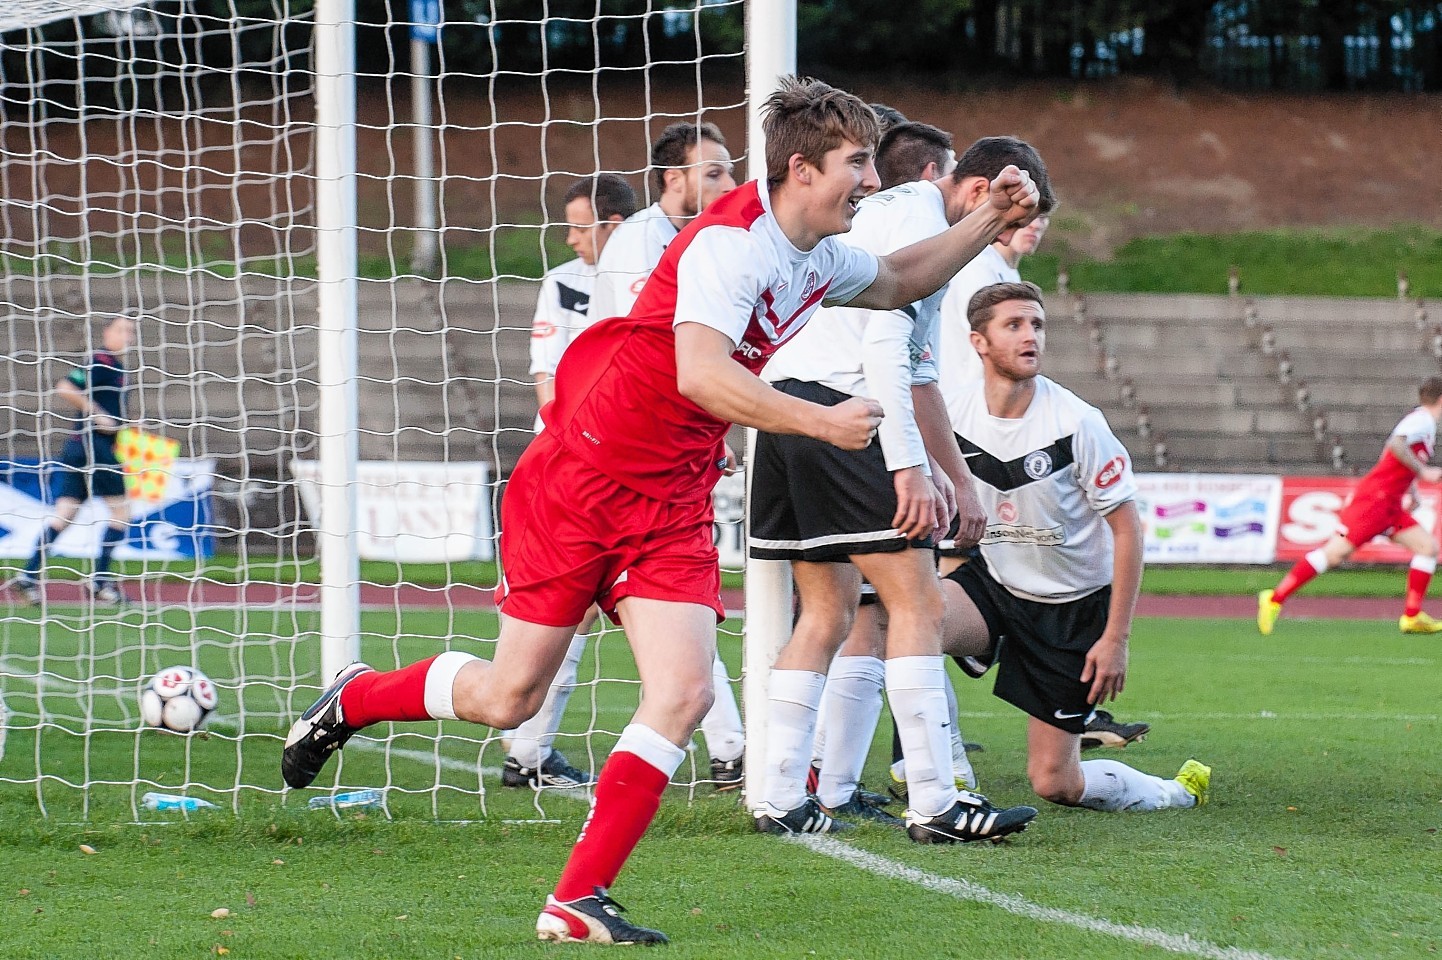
[140, 666, 219, 733]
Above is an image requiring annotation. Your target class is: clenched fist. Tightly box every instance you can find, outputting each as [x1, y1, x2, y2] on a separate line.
[821, 396, 884, 451]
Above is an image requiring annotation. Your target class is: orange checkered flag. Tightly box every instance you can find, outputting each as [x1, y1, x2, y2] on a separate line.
[114, 428, 181, 503]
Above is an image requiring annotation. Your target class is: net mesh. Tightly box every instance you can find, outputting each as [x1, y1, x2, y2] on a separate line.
[0, 0, 747, 820]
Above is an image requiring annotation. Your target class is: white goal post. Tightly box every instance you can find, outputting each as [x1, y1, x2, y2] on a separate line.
[0, 0, 797, 820]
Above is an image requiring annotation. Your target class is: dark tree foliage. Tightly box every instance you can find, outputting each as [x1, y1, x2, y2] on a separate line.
[4, 0, 1441, 100]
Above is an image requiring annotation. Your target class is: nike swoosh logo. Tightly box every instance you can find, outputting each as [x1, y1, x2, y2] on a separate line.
[1054, 710, 1087, 720]
[962, 451, 983, 458]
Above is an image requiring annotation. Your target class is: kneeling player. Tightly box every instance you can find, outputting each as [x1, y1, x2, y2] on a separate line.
[939, 281, 1208, 812]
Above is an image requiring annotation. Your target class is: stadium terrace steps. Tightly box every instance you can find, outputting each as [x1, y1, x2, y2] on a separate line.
[5, 284, 1436, 538]
[1050, 293, 1441, 473]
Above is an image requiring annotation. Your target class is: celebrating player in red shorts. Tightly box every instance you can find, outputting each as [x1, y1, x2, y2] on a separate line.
[281, 76, 1040, 945]
[1260, 376, 1442, 635]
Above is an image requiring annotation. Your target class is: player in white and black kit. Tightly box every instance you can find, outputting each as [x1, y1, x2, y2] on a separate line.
[749, 128, 1054, 842]
[589, 122, 736, 323]
[799, 121, 999, 814]
[502, 174, 638, 791]
[529, 174, 638, 423]
[937, 281, 1211, 812]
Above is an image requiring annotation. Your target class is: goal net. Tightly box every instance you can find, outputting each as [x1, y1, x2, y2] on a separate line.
[0, 0, 750, 821]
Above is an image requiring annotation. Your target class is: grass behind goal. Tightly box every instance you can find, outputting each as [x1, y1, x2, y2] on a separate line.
[0, 606, 732, 822]
[3, 613, 1441, 959]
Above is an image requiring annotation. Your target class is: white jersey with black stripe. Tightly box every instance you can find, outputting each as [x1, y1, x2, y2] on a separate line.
[589, 202, 679, 323]
[528, 257, 599, 378]
[950, 375, 1137, 603]
[762, 179, 947, 473]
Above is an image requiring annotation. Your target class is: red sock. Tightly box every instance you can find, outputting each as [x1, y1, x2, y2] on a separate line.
[553, 751, 669, 902]
[1406, 564, 1433, 617]
[339, 655, 441, 727]
[1273, 557, 1321, 605]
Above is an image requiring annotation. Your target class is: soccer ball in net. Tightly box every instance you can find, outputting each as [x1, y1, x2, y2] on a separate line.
[140, 667, 219, 733]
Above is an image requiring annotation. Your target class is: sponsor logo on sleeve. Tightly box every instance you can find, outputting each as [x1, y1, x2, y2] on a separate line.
[531, 320, 555, 339]
[1094, 455, 1127, 489]
[629, 276, 648, 294]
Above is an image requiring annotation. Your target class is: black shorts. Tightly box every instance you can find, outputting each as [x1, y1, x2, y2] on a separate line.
[749, 379, 930, 562]
[935, 514, 983, 560]
[945, 558, 1110, 734]
[55, 434, 126, 502]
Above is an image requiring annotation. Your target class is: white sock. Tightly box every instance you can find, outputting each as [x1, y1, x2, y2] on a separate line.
[1306, 547, 1331, 575]
[422, 650, 479, 721]
[700, 652, 745, 763]
[502, 634, 587, 769]
[614, 722, 686, 777]
[941, 671, 976, 789]
[815, 656, 886, 808]
[761, 670, 827, 812]
[885, 656, 958, 819]
[1079, 758, 1195, 811]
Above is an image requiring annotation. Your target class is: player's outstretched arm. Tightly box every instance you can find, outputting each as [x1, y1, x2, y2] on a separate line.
[1083, 500, 1143, 704]
[675, 322, 882, 450]
[1387, 433, 1442, 484]
[849, 165, 1038, 312]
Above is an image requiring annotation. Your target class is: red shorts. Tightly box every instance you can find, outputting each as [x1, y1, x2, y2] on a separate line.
[1336, 491, 1418, 547]
[495, 431, 724, 627]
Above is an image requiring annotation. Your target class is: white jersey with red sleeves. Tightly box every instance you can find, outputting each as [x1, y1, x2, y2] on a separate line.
[546, 180, 879, 503]
[528, 257, 598, 378]
[1358, 405, 1437, 499]
[589, 202, 679, 323]
[950, 375, 1136, 603]
[938, 244, 1019, 401]
[763, 179, 947, 473]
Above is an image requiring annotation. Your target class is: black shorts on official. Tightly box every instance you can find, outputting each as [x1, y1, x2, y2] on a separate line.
[749, 379, 930, 562]
[945, 557, 1111, 734]
[54, 434, 126, 502]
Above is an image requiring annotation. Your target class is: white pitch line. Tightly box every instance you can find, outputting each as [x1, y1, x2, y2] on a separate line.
[797, 835, 1293, 960]
[952, 709, 1441, 723]
[0, 656, 86, 692]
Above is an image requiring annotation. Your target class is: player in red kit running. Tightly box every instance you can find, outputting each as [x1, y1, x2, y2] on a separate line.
[1260, 376, 1442, 635]
[281, 77, 1040, 946]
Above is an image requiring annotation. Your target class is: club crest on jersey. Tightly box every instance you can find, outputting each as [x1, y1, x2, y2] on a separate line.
[997, 500, 1018, 523]
[799, 271, 817, 301]
[1023, 450, 1053, 480]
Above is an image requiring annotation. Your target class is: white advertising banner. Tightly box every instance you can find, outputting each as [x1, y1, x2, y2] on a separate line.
[291, 461, 495, 562]
[1135, 472, 1282, 564]
[712, 469, 746, 569]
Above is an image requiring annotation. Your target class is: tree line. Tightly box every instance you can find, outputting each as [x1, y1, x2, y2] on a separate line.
[5, 0, 1442, 109]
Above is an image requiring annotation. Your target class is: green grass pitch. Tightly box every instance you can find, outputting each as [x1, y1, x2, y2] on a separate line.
[2, 606, 1441, 959]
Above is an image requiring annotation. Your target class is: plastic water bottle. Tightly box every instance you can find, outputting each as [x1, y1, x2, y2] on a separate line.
[307, 789, 383, 811]
[141, 792, 218, 812]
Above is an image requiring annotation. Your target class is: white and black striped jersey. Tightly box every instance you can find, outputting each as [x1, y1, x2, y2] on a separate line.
[937, 244, 1019, 402]
[590, 202, 679, 322]
[529, 257, 599, 378]
[762, 179, 946, 473]
[950, 375, 1136, 603]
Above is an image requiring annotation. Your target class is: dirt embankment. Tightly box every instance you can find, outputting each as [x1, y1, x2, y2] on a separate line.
[11, 76, 1441, 260]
